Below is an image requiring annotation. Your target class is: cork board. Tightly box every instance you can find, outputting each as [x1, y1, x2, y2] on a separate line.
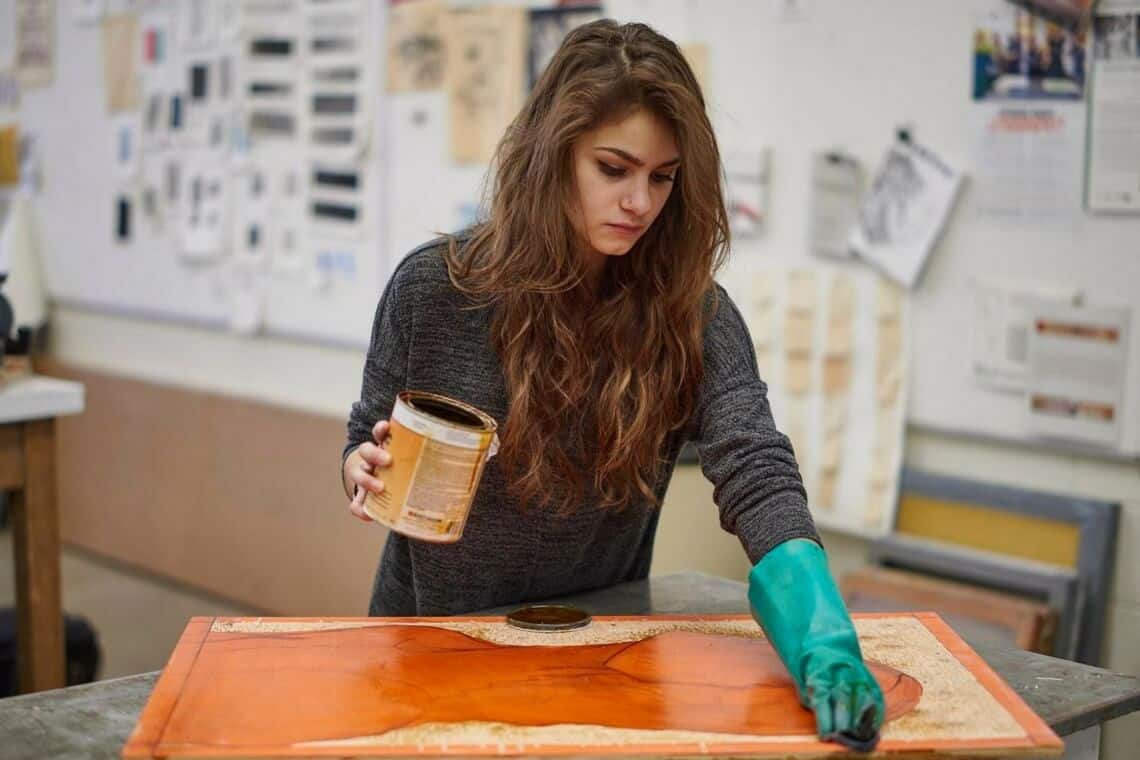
[121, 614, 1062, 759]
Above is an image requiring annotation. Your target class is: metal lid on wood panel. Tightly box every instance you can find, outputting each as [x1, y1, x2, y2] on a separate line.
[505, 604, 592, 631]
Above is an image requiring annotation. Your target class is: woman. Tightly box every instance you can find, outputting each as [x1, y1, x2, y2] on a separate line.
[343, 20, 882, 751]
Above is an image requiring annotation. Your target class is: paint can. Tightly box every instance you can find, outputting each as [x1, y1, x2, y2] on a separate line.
[363, 390, 499, 543]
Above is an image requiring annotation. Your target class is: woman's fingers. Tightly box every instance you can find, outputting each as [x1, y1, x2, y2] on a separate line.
[347, 420, 394, 523]
[372, 419, 391, 445]
[350, 456, 386, 495]
[348, 483, 373, 522]
[358, 441, 393, 470]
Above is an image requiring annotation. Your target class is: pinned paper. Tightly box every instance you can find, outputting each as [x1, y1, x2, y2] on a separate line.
[15, 0, 55, 87]
[112, 115, 141, 180]
[444, 5, 527, 163]
[242, 1, 302, 144]
[178, 0, 219, 52]
[179, 155, 229, 262]
[849, 138, 964, 289]
[225, 259, 265, 335]
[1026, 302, 1131, 447]
[103, 14, 141, 112]
[386, 0, 446, 92]
[725, 148, 771, 238]
[231, 166, 271, 264]
[809, 151, 862, 259]
[306, 0, 374, 161]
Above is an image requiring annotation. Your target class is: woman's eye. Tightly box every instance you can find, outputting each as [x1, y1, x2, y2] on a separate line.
[652, 173, 676, 184]
[598, 162, 625, 177]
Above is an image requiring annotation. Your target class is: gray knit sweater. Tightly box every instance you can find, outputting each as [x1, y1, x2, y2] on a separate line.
[344, 238, 819, 616]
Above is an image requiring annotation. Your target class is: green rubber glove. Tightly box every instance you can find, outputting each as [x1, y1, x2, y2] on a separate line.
[747, 538, 884, 752]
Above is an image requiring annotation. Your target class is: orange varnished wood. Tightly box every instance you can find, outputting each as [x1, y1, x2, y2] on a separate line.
[156, 626, 920, 748]
[123, 614, 1064, 758]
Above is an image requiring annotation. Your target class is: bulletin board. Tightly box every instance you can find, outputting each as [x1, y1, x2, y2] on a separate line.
[13, 0, 1140, 459]
[15, 0, 391, 347]
[631, 0, 1139, 459]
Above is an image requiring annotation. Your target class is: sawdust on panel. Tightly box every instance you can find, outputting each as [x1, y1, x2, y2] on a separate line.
[215, 617, 1028, 748]
[857, 617, 1026, 742]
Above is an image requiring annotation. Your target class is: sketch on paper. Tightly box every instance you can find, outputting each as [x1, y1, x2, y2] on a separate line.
[386, 0, 446, 92]
[445, 5, 527, 164]
[527, 6, 602, 89]
[849, 139, 963, 289]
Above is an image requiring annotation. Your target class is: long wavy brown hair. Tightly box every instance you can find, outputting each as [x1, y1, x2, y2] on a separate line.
[445, 20, 730, 511]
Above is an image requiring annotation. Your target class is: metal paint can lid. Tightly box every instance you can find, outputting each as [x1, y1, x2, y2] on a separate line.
[505, 604, 592, 632]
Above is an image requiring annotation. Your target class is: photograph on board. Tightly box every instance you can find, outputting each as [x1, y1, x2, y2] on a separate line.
[972, 6, 1088, 101]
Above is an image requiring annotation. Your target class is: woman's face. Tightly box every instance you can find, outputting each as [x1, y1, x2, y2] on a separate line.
[570, 108, 680, 269]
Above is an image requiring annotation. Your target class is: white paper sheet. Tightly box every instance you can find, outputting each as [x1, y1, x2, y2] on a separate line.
[724, 148, 770, 238]
[971, 278, 1081, 392]
[179, 153, 229, 262]
[1086, 1, 1140, 213]
[1026, 301, 1132, 447]
[809, 151, 862, 259]
[849, 139, 964, 289]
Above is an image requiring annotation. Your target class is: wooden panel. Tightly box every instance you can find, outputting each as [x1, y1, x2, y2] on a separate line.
[39, 360, 386, 615]
[896, 494, 1081, 568]
[841, 567, 1056, 653]
[9, 419, 65, 692]
[122, 614, 1063, 759]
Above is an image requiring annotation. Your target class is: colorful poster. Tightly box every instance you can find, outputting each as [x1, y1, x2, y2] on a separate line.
[972, 5, 1088, 102]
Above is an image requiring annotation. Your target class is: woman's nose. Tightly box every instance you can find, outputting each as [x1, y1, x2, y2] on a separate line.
[622, 180, 652, 215]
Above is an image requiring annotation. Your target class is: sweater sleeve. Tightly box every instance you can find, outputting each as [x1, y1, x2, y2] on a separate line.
[691, 286, 821, 565]
[342, 258, 412, 467]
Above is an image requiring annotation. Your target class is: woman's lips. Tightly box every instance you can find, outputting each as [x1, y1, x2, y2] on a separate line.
[606, 223, 644, 236]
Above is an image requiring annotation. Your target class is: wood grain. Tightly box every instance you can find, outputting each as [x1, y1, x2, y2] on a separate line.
[157, 626, 919, 746]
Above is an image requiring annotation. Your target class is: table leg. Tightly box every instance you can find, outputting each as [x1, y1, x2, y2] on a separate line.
[10, 418, 65, 693]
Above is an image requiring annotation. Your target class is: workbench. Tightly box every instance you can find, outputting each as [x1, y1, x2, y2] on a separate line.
[0, 572, 1136, 759]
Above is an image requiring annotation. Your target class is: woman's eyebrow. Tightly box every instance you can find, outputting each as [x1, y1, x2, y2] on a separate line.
[596, 146, 681, 169]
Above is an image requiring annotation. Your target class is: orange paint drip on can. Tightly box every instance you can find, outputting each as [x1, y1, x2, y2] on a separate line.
[363, 391, 499, 543]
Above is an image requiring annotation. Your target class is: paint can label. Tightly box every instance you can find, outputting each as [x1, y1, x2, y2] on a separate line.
[363, 391, 498, 543]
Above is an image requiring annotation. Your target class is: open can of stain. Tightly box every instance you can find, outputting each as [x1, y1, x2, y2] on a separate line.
[363, 390, 499, 543]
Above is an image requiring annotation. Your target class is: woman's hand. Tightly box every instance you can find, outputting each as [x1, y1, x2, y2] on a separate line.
[343, 420, 393, 522]
[747, 539, 884, 752]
